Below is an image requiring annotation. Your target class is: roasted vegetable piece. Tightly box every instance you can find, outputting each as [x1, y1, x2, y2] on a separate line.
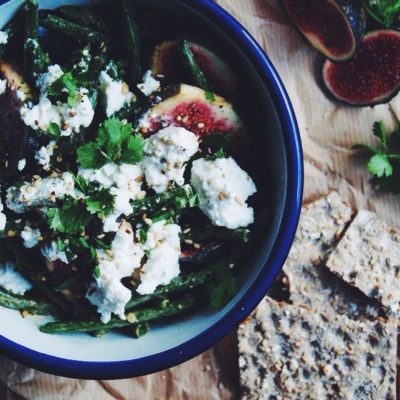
[0, 288, 58, 315]
[40, 14, 108, 45]
[58, 5, 111, 33]
[322, 30, 400, 106]
[40, 296, 199, 334]
[282, 0, 366, 61]
[151, 39, 238, 99]
[24, 0, 50, 78]
[118, 0, 142, 83]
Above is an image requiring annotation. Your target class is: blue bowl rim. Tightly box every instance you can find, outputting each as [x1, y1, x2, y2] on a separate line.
[0, 0, 303, 379]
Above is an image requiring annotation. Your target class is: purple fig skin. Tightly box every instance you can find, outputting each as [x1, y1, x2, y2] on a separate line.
[322, 30, 400, 106]
[282, 0, 366, 62]
[151, 40, 238, 99]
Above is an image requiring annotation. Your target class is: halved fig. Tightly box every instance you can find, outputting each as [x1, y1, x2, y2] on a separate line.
[282, 0, 366, 62]
[151, 40, 238, 99]
[138, 84, 246, 141]
[322, 30, 400, 106]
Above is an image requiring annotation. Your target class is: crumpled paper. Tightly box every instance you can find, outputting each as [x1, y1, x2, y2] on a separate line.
[1, 0, 399, 398]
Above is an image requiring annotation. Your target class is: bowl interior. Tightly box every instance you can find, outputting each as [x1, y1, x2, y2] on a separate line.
[0, 0, 288, 368]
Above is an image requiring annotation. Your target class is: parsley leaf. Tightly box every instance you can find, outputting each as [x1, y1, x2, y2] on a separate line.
[76, 117, 144, 168]
[47, 197, 91, 235]
[208, 263, 236, 309]
[368, 154, 393, 177]
[355, 120, 400, 193]
[77, 142, 108, 169]
[85, 188, 115, 217]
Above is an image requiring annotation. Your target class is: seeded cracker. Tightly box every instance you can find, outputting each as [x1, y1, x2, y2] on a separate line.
[283, 193, 385, 321]
[326, 210, 400, 313]
[238, 297, 396, 400]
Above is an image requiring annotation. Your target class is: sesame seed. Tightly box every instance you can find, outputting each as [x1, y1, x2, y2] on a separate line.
[193, 243, 201, 249]
[184, 239, 193, 245]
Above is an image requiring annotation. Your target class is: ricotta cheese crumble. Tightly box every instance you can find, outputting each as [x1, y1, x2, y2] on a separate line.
[137, 70, 160, 96]
[87, 221, 144, 323]
[0, 31, 8, 45]
[41, 241, 69, 264]
[21, 226, 42, 249]
[142, 126, 199, 193]
[0, 262, 32, 295]
[0, 79, 7, 95]
[6, 172, 78, 213]
[99, 71, 134, 117]
[190, 157, 257, 229]
[137, 220, 182, 295]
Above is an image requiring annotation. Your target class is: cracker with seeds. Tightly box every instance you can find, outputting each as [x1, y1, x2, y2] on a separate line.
[326, 210, 400, 313]
[238, 297, 397, 400]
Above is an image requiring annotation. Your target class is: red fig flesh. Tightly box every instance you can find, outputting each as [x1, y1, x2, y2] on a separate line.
[138, 84, 246, 139]
[151, 40, 238, 99]
[322, 30, 400, 106]
[282, 0, 366, 61]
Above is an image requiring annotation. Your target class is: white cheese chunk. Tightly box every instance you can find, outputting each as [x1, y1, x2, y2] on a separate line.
[20, 97, 61, 132]
[79, 163, 145, 232]
[21, 226, 41, 249]
[58, 88, 95, 137]
[0, 79, 7, 96]
[17, 158, 26, 171]
[99, 71, 134, 117]
[136, 220, 181, 295]
[190, 157, 257, 229]
[0, 31, 8, 45]
[35, 140, 56, 170]
[6, 172, 78, 213]
[87, 221, 144, 323]
[36, 64, 64, 95]
[0, 262, 32, 295]
[142, 126, 199, 193]
[0, 187, 6, 231]
[41, 241, 69, 264]
[137, 70, 160, 96]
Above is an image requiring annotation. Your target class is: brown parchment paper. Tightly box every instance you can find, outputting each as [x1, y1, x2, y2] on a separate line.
[1, 0, 400, 399]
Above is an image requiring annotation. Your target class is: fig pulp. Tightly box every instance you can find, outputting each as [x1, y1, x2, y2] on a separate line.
[138, 84, 245, 139]
[282, 0, 366, 61]
[322, 30, 400, 106]
[151, 40, 238, 99]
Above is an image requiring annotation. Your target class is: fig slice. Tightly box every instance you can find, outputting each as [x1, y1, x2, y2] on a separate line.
[138, 84, 246, 141]
[322, 30, 400, 106]
[151, 40, 238, 99]
[282, 0, 366, 62]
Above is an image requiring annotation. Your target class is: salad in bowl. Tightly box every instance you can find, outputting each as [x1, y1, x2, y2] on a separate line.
[0, 0, 259, 337]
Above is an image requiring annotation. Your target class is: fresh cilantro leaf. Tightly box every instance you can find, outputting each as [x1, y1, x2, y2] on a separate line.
[366, 0, 400, 27]
[97, 117, 132, 159]
[121, 134, 145, 163]
[47, 197, 92, 235]
[85, 188, 115, 217]
[77, 142, 108, 169]
[208, 263, 236, 309]
[206, 148, 226, 160]
[73, 175, 91, 193]
[48, 72, 79, 106]
[372, 120, 388, 150]
[47, 123, 61, 137]
[368, 154, 393, 178]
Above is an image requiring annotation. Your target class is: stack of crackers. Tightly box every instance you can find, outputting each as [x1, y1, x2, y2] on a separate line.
[238, 193, 399, 399]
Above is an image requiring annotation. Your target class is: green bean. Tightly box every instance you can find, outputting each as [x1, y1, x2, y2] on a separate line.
[40, 14, 108, 45]
[183, 225, 249, 243]
[24, 0, 50, 78]
[181, 39, 213, 95]
[129, 185, 195, 218]
[40, 297, 198, 334]
[0, 14, 22, 58]
[57, 6, 111, 33]
[119, 0, 142, 83]
[4, 241, 74, 315]
[126, 269, 212, 311]
[0, 288, 58, 315]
